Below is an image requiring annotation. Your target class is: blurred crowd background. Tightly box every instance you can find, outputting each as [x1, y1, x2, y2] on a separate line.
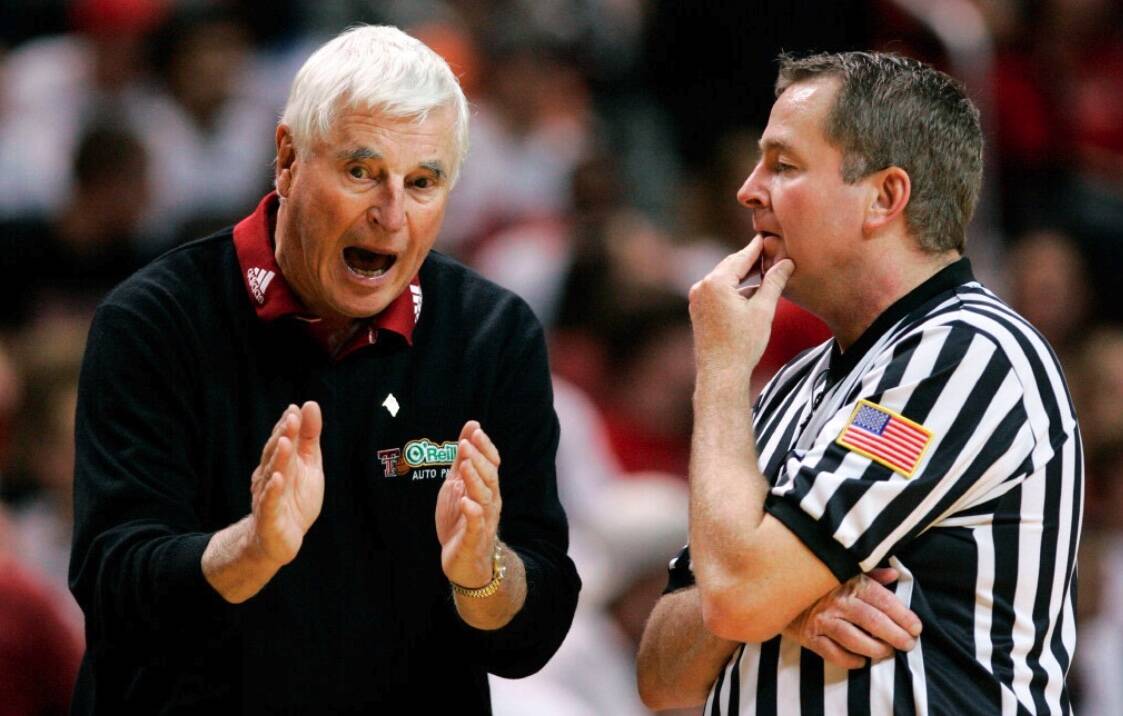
[0, 0, 1121, 714]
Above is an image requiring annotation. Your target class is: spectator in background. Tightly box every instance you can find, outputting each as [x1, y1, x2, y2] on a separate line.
[549, 204, 690, 398]
[990, 0, 1123, 320]
[597, 290, 694, 477]
[0, 548, 84, 716]
[679, 129, 762, 255]
[440, 30, 593, 252]
[1003, 228, 1092, 366]
[491, 476, 689, 716]
[547, 375, 623, 527]
[0, 0, 166, 218]
[542, 188, 828, 466]
[133, 3, 276, 251]
[469, 150, 630, 328]
[6, 316, 88, 635]
[0, 123, 148, 330]
[1071, 326, 1123, 456]
[1071, 442, 1123, 716]
[0, 339, 22, 490]
[0, 461, 82, 716]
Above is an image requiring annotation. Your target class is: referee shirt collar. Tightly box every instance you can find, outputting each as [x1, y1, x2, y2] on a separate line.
[233, 192, 421, 356]
[828, 257, 974, 384]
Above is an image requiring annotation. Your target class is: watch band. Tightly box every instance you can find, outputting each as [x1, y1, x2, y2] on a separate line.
[450, 543, 507, 598]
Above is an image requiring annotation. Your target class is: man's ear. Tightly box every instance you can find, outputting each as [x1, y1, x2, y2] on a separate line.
[275, 125, 297, 198]
[862, 166, 910, 235]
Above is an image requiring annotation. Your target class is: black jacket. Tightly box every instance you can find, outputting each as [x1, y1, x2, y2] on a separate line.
[69, 230, 580, 714]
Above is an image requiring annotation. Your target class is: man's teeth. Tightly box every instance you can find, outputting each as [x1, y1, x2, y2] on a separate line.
[342, 247, 393, 278]
[346, 264, 388, 278]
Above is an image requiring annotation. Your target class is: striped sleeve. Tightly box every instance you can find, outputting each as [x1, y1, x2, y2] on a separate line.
[765, 322, 1040, 579]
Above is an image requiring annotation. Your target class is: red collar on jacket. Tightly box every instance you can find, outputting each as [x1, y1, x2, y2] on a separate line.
[232, 192, 420, 357]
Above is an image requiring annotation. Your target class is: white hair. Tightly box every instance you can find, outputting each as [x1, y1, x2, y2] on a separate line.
[280, 25, 470, 182]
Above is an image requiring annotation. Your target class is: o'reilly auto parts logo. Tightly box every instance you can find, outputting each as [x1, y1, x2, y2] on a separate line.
[404, 439, 457, 467]
[377, 438, 457, 480]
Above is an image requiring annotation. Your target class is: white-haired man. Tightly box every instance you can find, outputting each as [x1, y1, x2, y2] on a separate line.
[69, 26, 580, 713]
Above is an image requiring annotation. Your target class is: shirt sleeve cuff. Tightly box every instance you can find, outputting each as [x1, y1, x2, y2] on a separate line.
[662, 545, 695, 594]
[764, 494, 861, 583]
[474, 546, 580, 678]
[154, 532, 232, 624]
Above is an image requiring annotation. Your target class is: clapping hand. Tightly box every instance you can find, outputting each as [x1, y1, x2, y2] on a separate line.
[435, 420, 503, 589]
[250, 401, 324, 566]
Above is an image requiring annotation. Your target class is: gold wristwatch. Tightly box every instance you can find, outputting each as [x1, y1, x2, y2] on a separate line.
[451, 543, 506, 598]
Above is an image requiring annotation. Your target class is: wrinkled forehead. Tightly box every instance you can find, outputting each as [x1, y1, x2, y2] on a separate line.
[330, 99, 463, 171]
[310, 100, 456, 144]
[313, 104, 458, 169]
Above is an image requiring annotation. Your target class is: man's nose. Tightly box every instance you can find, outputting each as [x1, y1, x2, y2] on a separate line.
[369, 184, 405, 232]
[736, 163, 768, 209]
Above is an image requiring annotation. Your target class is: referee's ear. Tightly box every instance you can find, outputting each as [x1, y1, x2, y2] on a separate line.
[861, 165, 911, 237]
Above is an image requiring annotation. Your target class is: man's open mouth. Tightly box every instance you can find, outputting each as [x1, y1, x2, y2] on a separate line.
[342, 247, 396, 278]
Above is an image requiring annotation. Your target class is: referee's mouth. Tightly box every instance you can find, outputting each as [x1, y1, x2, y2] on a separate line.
[758, 231, 784, 274]
[343, 246, 396, 279]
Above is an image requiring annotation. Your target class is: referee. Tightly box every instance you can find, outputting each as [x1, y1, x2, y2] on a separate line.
[637, 53, 1082, 714]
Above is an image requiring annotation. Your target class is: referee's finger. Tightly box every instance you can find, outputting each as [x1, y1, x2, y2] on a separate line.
[868, 567, 899, 585]
[751, 258, 794, 308]
[711, 234, 765, 285]
[805, 635, 867, 670]
[822, 619, 895, 661]
[844, 598, 916, 652]
[859, 575, 923, 638]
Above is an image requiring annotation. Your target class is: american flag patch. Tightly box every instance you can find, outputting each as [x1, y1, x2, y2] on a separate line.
[836, 400, 933, 477]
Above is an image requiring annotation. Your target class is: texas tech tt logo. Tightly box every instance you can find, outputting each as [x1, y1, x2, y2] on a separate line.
[376, 448, 401, 477]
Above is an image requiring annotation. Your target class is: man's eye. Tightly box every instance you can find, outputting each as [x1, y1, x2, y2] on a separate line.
[348, 166, 369, 180]
[412, 176, 433, 189]
[775, 162, 795, 173]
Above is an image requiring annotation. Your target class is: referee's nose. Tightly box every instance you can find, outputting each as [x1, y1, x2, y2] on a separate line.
[737, 162, 769, 210]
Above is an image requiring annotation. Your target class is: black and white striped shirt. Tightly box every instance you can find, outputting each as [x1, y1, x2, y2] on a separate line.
[671, 259, 1083, 715]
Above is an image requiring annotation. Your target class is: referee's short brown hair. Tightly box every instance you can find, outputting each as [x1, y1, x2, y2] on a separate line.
[776, 52, 983, 254]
